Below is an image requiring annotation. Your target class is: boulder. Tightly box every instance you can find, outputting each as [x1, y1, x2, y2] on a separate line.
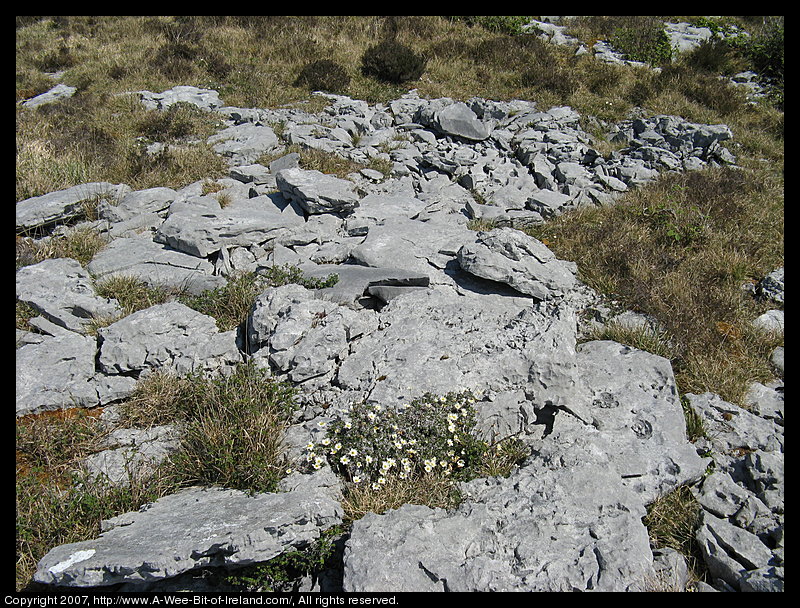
[276, 168, 360, 215]
[97, 302, 241, 377]
[457, 227, 578, 300]
[433, 102, 492, 141]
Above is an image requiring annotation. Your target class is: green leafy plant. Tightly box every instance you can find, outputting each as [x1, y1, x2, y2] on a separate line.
[224, 525, 345, 591]
[304, 391, 524, 491]
[260, 264, 339, 290]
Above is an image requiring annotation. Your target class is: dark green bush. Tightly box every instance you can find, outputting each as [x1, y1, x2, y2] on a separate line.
[361, 40, 426, 84]
[294, 59, 351, 94]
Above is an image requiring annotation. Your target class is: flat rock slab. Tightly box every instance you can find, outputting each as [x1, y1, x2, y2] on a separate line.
[137, 86, 223, 112]
[97, 302, 241, 377]
[21, 83, 77, 109]
[276, 168, 360, 215]
[208, 123, 281, 165]
[154, 195, 305, 258]
[337, 289, 581, 410]
[343, 458, 653, 591]
[17, 331, 100, 416]
[553, 340, 710, 503]
[87, 235, 226, 296]
[16, 182, 129, 233]
[34, 480, 344, 587]
[457, 227, 579, 300]
[16, 257, 122, 333]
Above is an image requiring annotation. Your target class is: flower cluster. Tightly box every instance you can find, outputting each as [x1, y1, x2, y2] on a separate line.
[303, 390, 485, 490]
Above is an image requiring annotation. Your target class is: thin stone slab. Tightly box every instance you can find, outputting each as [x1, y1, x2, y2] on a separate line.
[34, 479, 343, 587]
[16, 182, 129, 233]
[87, 235, 226, 296]
[137, 86, 223, 112]
[433, 101, 492, 141]
[21, 83, 77, 108]
[16, 257, 122, 333]
[298, 263, 430, 307]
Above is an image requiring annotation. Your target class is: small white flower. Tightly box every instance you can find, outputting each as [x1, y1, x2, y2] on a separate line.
[333, 442, 342, 452]
[285, 468, 293, 475]
[306, 442, 315, 451]
[365, 455, 374, 464]
[340, 455, 350, 465]
[353, 476, 362, 484]
[317, 420, 326, 428]
[348, 448, 359, 457]
[321, 437, 331, 446]
[344, 421, 352, 429]
[378, 476, 387, 485]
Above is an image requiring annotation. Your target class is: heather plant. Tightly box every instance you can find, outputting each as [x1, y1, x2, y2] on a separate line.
[360, 40, 426, 84]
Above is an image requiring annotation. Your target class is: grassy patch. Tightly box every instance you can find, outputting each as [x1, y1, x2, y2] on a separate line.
[15, 361, 300, 590]
[643, 485, 706, 585]
[526, 165, 783, 406]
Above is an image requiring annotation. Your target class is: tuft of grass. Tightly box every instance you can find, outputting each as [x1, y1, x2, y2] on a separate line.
[643, 485, 706, 584]
[156, 362, 299, 494]
[16, 226, 108, 268]
[15, 408, 176, 591]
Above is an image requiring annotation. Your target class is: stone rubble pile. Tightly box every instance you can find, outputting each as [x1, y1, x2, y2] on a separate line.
[17, 83, 782, 592]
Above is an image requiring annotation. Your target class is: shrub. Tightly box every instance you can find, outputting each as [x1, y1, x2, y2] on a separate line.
[610, 16, 673, 66]
[294, 60, 350, 94]
[361, 40, 426, 84]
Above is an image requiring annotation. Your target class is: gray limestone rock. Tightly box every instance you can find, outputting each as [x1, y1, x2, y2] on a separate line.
[433, 102, 492, 141]
[34, 481, 343, 587]
[154, 194, 305, 258]
[208, 123, 282, 165]
[343, 458, 653, 591]
[563, 340, 710, 503]
[695, 510, 774, 589]
[457, 227, 578, 300]
[17, 182, 129, 233]
[21, 83, 77, 108]
[684, 392, 783, 454]
[137, 86, 223, 111]
[87, 235, 226, 296]
[276, 168, 360, 215]
[16, 331, 100, 416]
[97, 302, 241, 377]
[16, 257, 122, 333]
